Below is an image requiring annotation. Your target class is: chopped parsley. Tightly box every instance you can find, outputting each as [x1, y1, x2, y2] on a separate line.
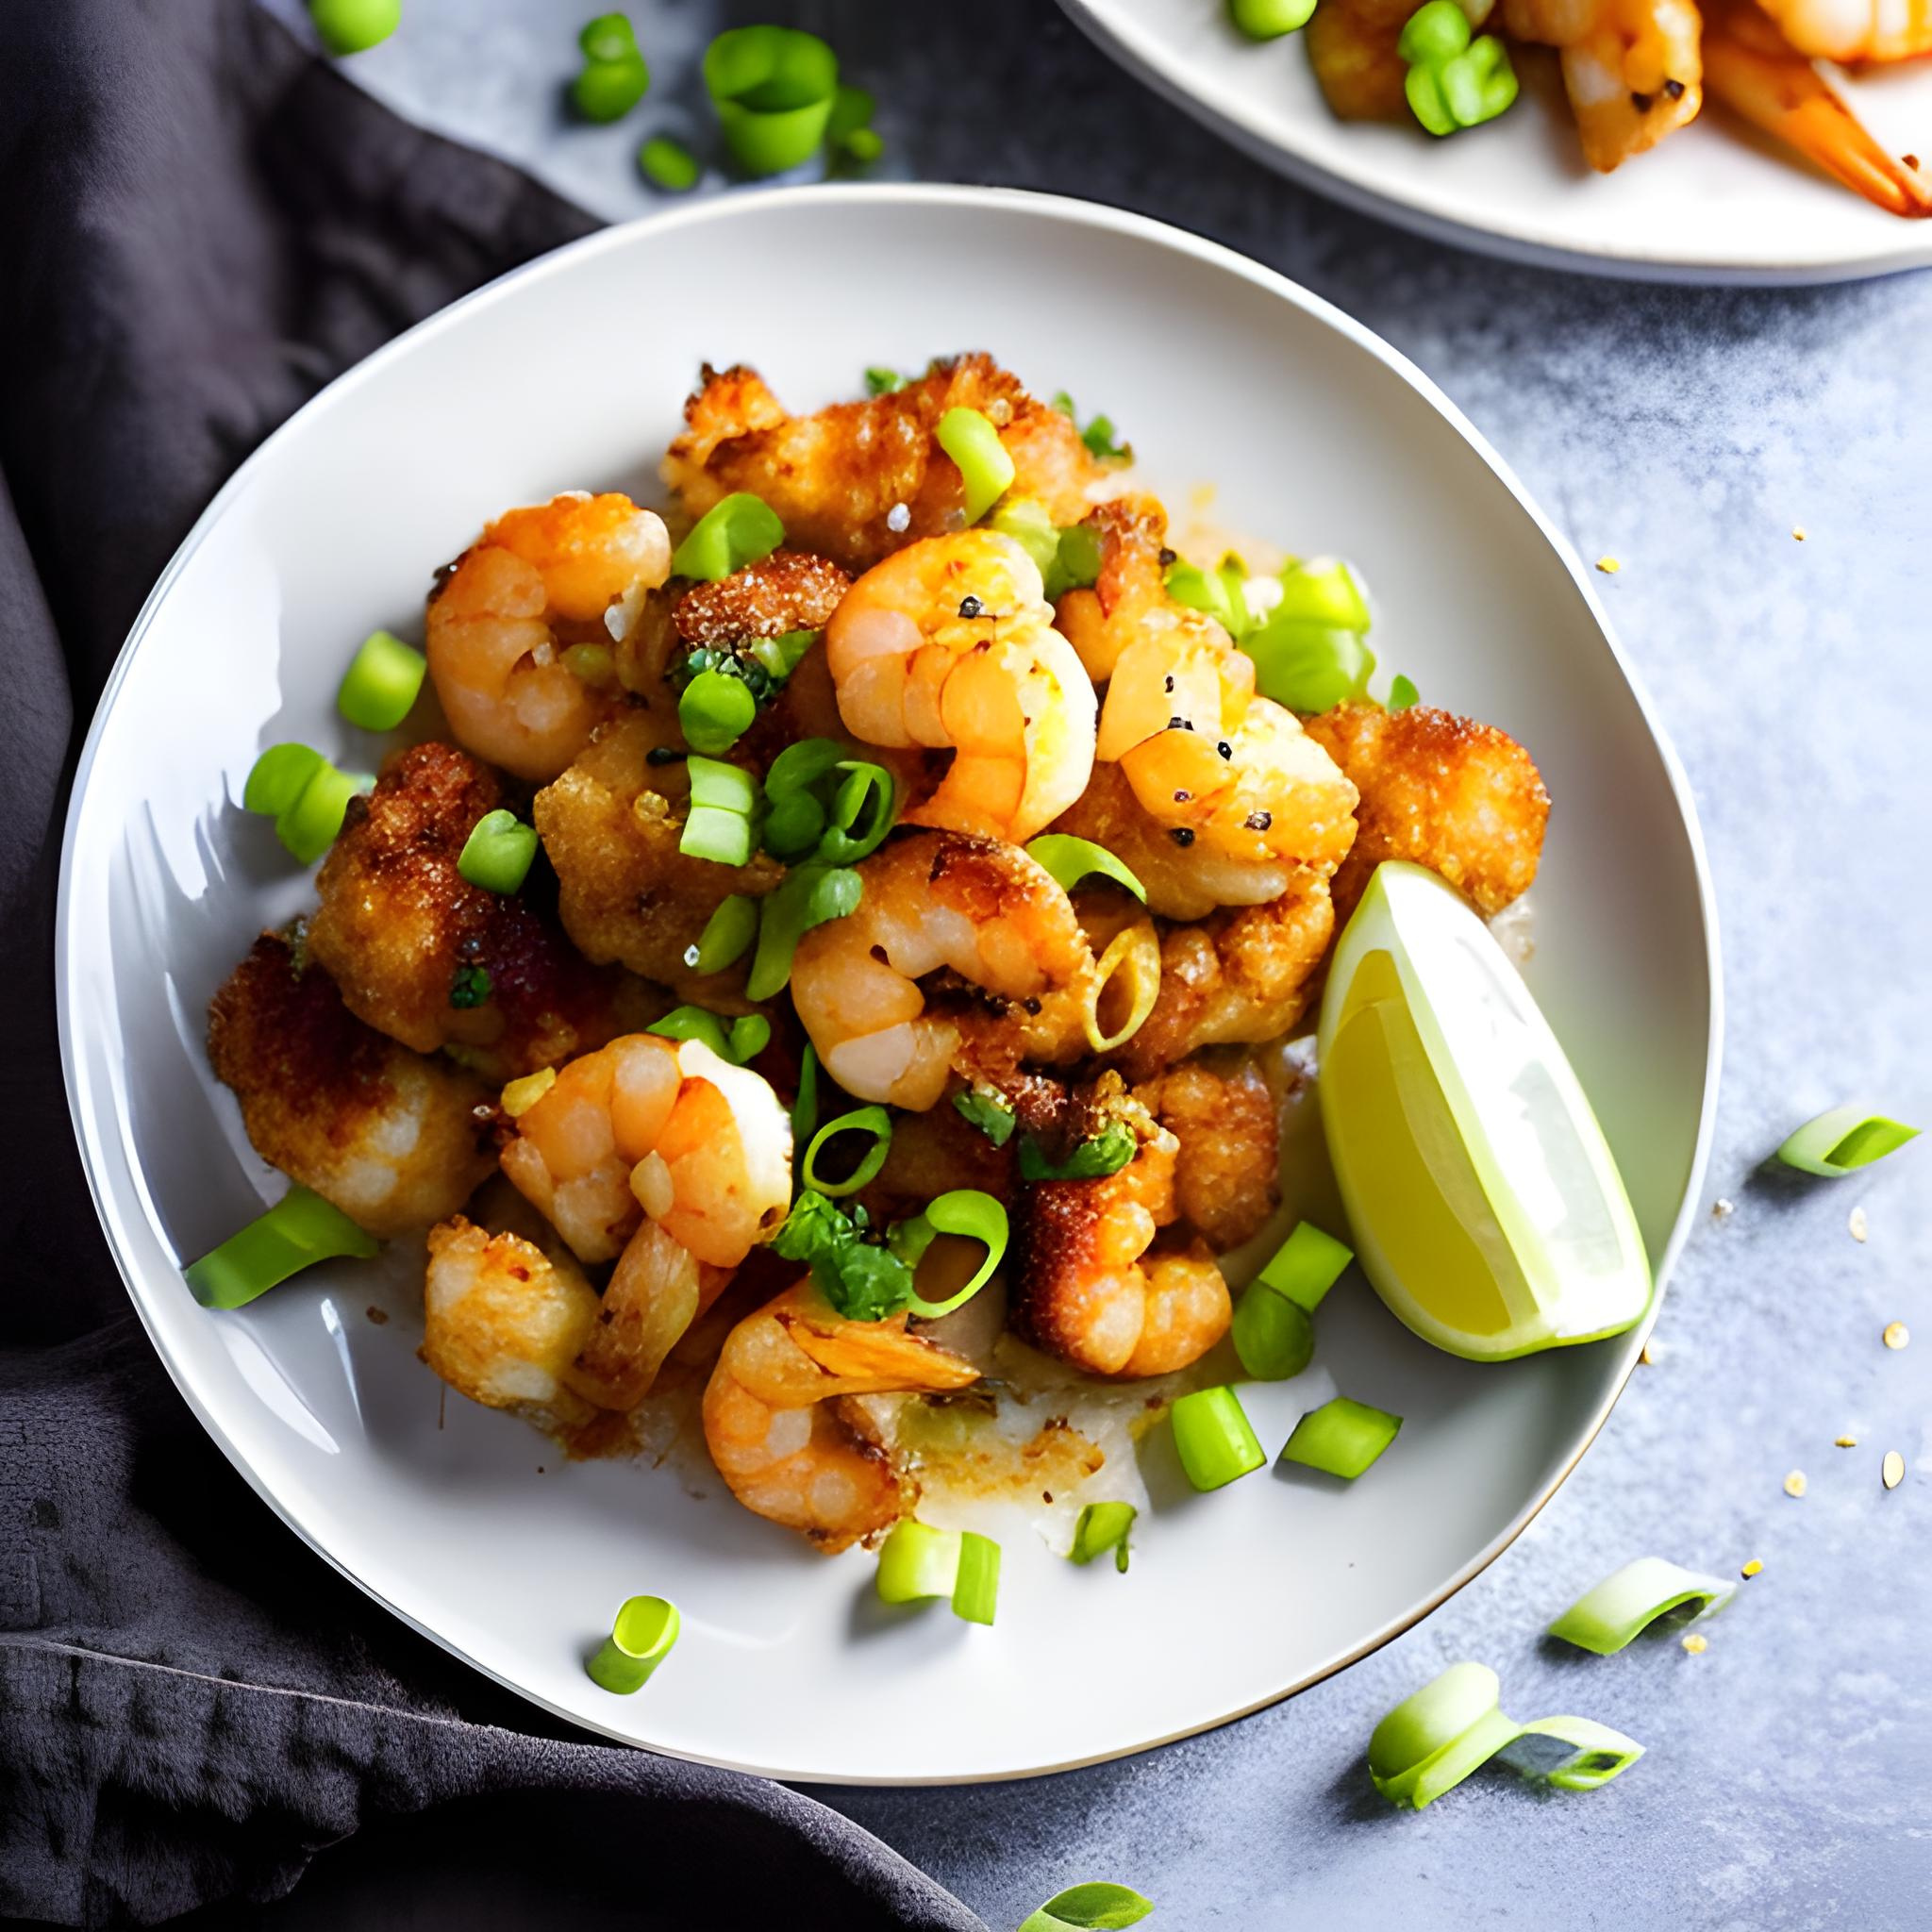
[771, 1189, 914, 1321]
[865, 366, 908, 396]
[1051, 391, 1131, 464]
[1017, 1121, 1138, 1183]
[448, 963, 492, 1008]
[954, 1089, 1017, 1148]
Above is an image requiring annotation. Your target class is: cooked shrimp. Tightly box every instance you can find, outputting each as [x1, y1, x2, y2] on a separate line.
[702, 1281, 980, 1550]
[1749, 0, 1932, 60]
[1704, 4, 1932, 215]
[309, 741, 659, 1080]
[789, 830, 1095, 1110]
[1141, 1058, 1282, 1253]
[427, 491, 672, 781]
[663, 356, 1110, 575]
[825, 531, 1098, 844]
[1503, 0, 1704, 171]
[208, 932, 497, 1238]
[1008, 1074, 1232, 1378]
[534, 715, 785, 994]
[1302, 702, 1550, 923]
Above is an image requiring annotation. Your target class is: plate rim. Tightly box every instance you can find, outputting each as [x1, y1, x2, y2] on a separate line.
[1057, 0, 1932, 286]
[56, 179, 1724, 1785]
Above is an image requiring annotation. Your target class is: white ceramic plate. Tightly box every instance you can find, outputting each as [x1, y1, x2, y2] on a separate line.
[58, 185, 1719, 1784]
[1062, 0, 1932, 282]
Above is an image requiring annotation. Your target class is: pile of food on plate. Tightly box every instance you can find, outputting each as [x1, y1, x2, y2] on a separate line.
[195, 351, 1644, 1612]
[1230, 0, 1932, 218]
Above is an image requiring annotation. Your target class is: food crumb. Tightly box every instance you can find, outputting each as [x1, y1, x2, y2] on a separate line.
[1640, 1341, 1657, 1366]
[886, 502, 911, 533]
[1849, 1205, 1869, 1242]
[1740, 1558, 1763, 1579]
[365, 1306, 389, 1325]
[1791, 525, 1807, 541]
[1882, 1451, 1906, 1491]
[1595, 556, 1621, 575]
[1784, 1470, 1807, 1498]
[1711, 1196, 1735, 1221]
[1883, 1321, 1908, 1351]
[1681, 1632, 1708, 1655]
[1836, 1435, 1858, 1448]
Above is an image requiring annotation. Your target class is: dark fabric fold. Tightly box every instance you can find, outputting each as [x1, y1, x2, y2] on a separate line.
[0, 4, 982, 1924]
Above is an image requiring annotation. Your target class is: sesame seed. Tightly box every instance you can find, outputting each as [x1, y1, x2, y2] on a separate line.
[1883, 1321, 1908, 1350]
[1849, 1205, 1869, 1242]
[1640, 1341, 1657, 1366]
[1681, 1632, 1707, 1655]
[958, 595, 983, 619]
[1740, 1559, 1763, 1579]
[1792, 526, 1807, 541]
[1836, 1435, 1858, 1448]
[1243, 809, 1272, 831]
[1163, 675, 1174, 693]
[886, 502, 910, 533]
[1171, 827, 1195, 847]
[1784, 1470, 1807, 1498]
[1596, 556, 1621, 575]
[1216, 741, 1232, 759]
[1711, 1196, 1735, 1220]
[1174, 790, 1191, 803]
[1883, 1451, 1906, 1491]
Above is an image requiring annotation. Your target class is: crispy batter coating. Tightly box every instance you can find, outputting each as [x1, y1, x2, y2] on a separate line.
[208, 933, 496, 1237]
[1306, 0, 1413, 122]
[673, 548, 851, 643]
[1303, 703, 1551, 923]
[308, 741, 659, 1081]
[533, 712, 784, 994]
[1141, 1058, 1281, 1253]
[1109, 874, 1335, 1085]
[662, 356, 1110, 574]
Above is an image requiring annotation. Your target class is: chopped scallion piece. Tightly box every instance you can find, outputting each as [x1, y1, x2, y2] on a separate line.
[1279, 1396, 1401, 1478]
[685, 894, 759, 974]
[954, 1087, 1016, 1148]
[579, 11, 638, 64]
[826, 83, 876, 154]
[457, 808, 539, 894]
[936, 407, 1016, 524]
[573, 49, 650, 123]
[1257, 1220, 1353, 1311]
[680, 806, 753, 867]
[448, 962, 492, 1009]
[1230, 1284, 1314, 1380]
[891, 1190, 1008, 1319]
[242, 742, 325, 817]
[816, 761, 896, 864]
[1546, 1557, 1737, 1655]
[762, 790, 828, 860]
[952, 1530, 1001, 1625]
[1165, 558, 1249, 639]
[802, 1106, 893, 1198]
[746, 863, 862, 1000]
[791, 1041, 819, 1147]
[1242, 621, 1376, 713]
[1017, 1121, 1137, 1183]
[262, 757, 373, 865]
[671, 491, 785, 581]
[639, 135, 701, 192]
[764, 736, 848, 798]
[336, 629, 426, 730]
[1019, 1883, 1155, 1932]
[678, 667, 758, 755]
[1370, 1661, 1643, 1809]
[1025, 834, 1146, 903]
[184, 1186, 378, 1309]
[1398, 2, 1519, 135]
[703, 25, 839, 175]
[586, 1593, 679, 1694]
[1388, 674, 1420, 711]
[865, 365, 908, 395]
[307, 0, 401, 57]
[1775, 1105, 1920, 1177]
[745, 627, 819, 685]
[1069, 1501, 1136, 1574]
[1169, 1386, 1265, 1491]
[1055, 524, 1104, 593]
[647, 1005, 770, 1066]
[1229, 0, 1318, 36]
[989, 498, 1061, 582]
[875, 1519, 963, 1604]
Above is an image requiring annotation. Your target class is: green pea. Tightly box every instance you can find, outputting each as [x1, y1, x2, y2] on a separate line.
[308, 0, 401, 57]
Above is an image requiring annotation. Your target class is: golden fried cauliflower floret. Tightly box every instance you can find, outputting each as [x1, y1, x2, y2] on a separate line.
[662, 355, 1111, 574]
[1141, 1058, 1281, 1253]
[1303, 703, 1550, 923]
[422, 1216, 600, 1420]
[533, 713, 784, 993]
[208, 933, 496, 1237]
[308, 741, 658, 1081]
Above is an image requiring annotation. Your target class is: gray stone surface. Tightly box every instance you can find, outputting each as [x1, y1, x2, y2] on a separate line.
[261, 4, 1932, 1924]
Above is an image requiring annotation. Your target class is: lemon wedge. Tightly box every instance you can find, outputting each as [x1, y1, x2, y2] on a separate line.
[1316, 862, 1651, 1361]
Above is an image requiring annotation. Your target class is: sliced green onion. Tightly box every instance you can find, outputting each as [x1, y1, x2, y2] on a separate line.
[1230, 0, 1318, 36]
[586, 1593, 679, 1694]
[1055, 524, 1104, 593]
[1388, 674, 1420, 711]
[990, 499, 1062, 582]
[1279, 1396, 1401, 1478]
[802, 1106, 893, 1198]
[679, 668, 758, 755]
[242, 743, 325, 816]
[1169, 1386, 1265, 1491]
[792, 1041, 819, 1147]
[1242, 619, 1376, 714]
[817, 761, 896, 864]
[647, 1005, 770, 1066]
[1398, 4, 1518, 134]
[1017, 1122, 1138, 1183]
[1019, 1883, 1155, 1932]
[639, 135, 701, 192]
[1069, 1501, 1137, 1574]
[952, 1530, 1001, 1626]
[184, 1186, 379, 1309]
[1276, 557, 1372, 628]
[827, 83, 875, 151]
[865, 366, 909, 396]
[1547, 1557, 1737, 1655]
[892, 1190, 1009, 1319]
[1166, 558, 1248, 639]
[1080, 414, 1128, 463]
[1025, 834, 1145, 903]
[704, 24, 840, 175]
[936, 407, 1016, 524]
[574, 51, 650, 123]
[1397, 0, 1469, 60]
[1370, 1661, 1643, 1810]
[579, 12, 637, 63]
[458, 808, 539, 894]
[1257, 1220, 1353, 1311]
[681, 807, 753, 867]
[308, 0, 401, 57]
[745, 627, 819, 684]
[954, 1088, 1016, 1148]
[1775, 1105, 1920, 1177]
[1231, 1285, 1314, 1380]
[685, 894, 759, 974]
[671, 492, 785, 581]
[762, 790, 828, 860]
[274, 761, 374, 865]
[336, 629, 426, 730]
[746, 863, 861, 1000]
[875, 1519, 963, 1604]
[765, 736, 848, 798]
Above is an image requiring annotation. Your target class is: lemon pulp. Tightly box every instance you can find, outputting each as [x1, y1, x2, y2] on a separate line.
[1317, 862, 1651, 1361]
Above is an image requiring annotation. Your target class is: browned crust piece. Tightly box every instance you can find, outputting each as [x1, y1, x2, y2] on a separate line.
[1141, 1058, 1281, 1254]
[673, 548, 851, 643]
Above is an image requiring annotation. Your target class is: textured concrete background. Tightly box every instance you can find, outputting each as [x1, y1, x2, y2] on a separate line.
[260, 4, 1932, 1924]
